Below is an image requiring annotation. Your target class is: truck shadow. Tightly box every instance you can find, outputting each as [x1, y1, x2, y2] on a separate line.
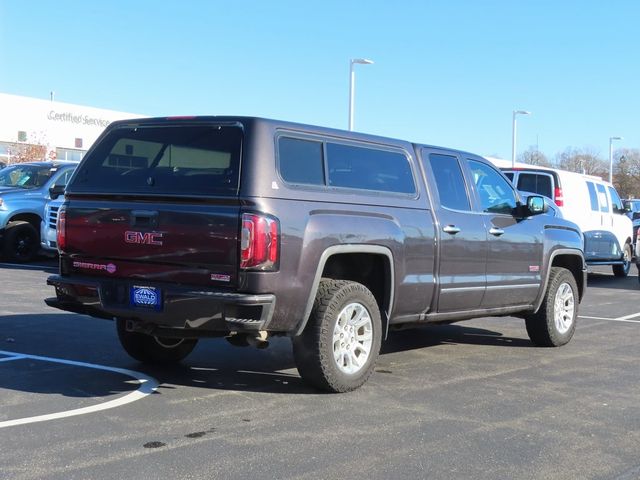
[382, 324, 532, 354]
[587, 271, 640, 290]
[1, 313, 533, 399]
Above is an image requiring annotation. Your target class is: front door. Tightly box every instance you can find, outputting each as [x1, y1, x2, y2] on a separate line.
[466, 158, 542, 308]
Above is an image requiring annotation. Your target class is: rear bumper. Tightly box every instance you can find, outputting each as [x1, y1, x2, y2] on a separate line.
[46, 274, 276, 334]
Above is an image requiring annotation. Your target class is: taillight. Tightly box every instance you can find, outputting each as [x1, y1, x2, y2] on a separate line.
[56, 207, 66, 252]
[240, 213, 279, 270]
[554, 186, 564, 207]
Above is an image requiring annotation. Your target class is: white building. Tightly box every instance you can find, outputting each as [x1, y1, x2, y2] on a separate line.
[0, 93, 144, 164]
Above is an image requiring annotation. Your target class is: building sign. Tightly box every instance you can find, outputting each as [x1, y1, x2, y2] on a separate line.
[47, 110, 111, 128]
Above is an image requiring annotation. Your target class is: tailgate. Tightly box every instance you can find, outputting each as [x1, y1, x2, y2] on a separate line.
[63, 198, 241, 287]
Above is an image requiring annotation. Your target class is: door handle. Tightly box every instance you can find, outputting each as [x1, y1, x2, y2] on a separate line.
[489, 227, 505, 236]
[443, 225, 461, 235]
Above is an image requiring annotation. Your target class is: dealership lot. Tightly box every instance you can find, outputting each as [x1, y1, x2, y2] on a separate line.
[1, 260, 639, 480]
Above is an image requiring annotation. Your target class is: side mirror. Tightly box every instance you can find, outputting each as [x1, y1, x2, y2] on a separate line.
[527, 195, 548, 215]
[633, 211, 640, 220]
[49, 184, 65, 200]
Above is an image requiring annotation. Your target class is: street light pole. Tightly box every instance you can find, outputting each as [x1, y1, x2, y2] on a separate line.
[348, 58, 374, 131]
[511, 110, 531, 167]
[609, 136, 623, 183]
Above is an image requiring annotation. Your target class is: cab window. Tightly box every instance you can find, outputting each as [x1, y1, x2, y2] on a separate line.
[608, 186, 624, 213]
[468, 160, 517, 214]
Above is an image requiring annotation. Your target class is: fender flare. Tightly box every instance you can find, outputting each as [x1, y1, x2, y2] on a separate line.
[533, 248, 586, 312]
[294, 244, 395, 336]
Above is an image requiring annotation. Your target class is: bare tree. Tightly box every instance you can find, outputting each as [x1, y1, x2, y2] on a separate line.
[554, 147, 606, 177]
[613, 148, 640, 198]
[518, 145, 550, 166]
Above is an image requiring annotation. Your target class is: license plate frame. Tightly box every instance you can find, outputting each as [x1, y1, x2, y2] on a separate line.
[130, 285, 162, 311]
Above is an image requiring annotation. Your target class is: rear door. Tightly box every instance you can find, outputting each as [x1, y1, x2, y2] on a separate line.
[421, 148, 487, 312]
[63, 121, 243, 288]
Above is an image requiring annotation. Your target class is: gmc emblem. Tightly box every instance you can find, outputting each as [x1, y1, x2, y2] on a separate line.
[124, 230, 164, 246]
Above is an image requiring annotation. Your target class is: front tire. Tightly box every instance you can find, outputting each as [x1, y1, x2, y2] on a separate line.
[116, 319, 197, 364]
[613, 243, 632, 277]
[3, 220, 39, 263]
[293, 279, 382, 393]
[525, 267, 578, 347]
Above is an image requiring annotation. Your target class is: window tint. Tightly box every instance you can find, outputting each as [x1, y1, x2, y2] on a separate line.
[71, 125, 242, 196]
[468, 160, 517, 214]
[608, 185, 623, 212]
[596, 183, 609, 212]
[503, 172, 514, 182]
[278, 137, 324, 185]
[586, 182, 599, 211]
[427, 153, 470, 211]
[517, 173, 552, 198]
[327, 143, 415, 194]
[0, 164, 56, 189]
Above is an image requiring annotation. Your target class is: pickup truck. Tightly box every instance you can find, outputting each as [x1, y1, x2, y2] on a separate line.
[45, 116, 587, 392]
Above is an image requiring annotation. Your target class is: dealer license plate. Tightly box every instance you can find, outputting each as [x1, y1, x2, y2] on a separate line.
[130, 285, 162, 310]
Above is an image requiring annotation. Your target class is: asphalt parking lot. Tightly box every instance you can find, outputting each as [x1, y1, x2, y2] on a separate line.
[1, 259, 639, 480]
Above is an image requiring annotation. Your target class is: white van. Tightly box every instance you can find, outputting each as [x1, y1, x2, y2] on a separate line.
[490, 159, 633, 276]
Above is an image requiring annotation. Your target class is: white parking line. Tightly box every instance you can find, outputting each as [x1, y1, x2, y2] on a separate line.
[0, 355, 27, 362]
[0, 350, 159, 429]
[579, 315, 640, 324]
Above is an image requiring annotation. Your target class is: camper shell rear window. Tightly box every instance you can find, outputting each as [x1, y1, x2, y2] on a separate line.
[69, 125, 242, 196]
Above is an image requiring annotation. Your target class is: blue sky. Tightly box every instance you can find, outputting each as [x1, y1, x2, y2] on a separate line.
[1, 0, 638, 160]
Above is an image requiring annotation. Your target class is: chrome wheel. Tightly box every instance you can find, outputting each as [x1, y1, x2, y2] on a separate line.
[553, 281, 575, 334]
[332, 302, 373, 375]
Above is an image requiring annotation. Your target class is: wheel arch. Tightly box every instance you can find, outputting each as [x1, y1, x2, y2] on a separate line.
[8, 213, 42, 234]
[534, 249, 586, 313]
[295, 245, 395, 337]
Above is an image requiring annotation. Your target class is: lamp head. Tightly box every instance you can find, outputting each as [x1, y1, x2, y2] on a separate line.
[351, 58, 374, 65]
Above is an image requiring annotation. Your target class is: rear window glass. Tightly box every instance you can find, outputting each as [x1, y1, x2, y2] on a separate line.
[517, 173, 552, 198]
[326, 143, 415, 194]
[70, 125, 242, 196]
[586, 182, 599, 211]
[278, 137, 324, 185]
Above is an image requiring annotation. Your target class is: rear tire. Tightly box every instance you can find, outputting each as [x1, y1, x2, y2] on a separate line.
[292, 279, 382, 393]
[613, 243, 632, 277]
[525, 267, 578, 347]
[116, 319, 197, 364]
[3, 220, 39, 263]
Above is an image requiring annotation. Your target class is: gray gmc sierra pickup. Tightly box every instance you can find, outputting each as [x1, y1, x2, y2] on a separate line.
[45, 116, 587, 392]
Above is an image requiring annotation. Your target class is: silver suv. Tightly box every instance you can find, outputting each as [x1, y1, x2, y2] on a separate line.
[0, 161, 77, 262]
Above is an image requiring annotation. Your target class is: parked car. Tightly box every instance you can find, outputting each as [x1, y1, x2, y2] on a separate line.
[41, 195, 64, 253]
[496, 162, 633, 277]
[622, 198, 640, 243]
[45, 116, 586, 392]
[0, 161, 77, 262]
